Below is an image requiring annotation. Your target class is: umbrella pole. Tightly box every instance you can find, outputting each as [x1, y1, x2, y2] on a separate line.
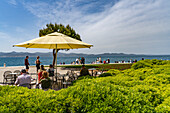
[55, 44, 57, 74]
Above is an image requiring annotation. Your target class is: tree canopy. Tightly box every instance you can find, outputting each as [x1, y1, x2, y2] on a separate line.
[39, 23, 81, 41]
[39, 23, 82, 66]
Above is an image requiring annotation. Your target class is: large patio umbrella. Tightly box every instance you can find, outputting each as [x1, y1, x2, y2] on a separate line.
[13, 32, 93, 73]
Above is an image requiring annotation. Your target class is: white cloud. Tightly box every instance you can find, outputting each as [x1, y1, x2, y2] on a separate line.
[78, 0, 170, 54]
[19, 0, 170, 54]
[8, 0, 17, 5]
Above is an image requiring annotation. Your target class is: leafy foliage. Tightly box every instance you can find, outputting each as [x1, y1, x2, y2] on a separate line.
[131, 59, 169, 69]
[99, 69, 120, 77]
[98, 72, 112, 77]
[60, 63, 132, 71]
[0, 60, 170, 112]
[39, 23, 81, 41]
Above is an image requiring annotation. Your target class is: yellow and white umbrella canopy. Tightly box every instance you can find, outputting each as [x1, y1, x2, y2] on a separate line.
[13, 32, 93, 73]
[14, 32, 92, 49]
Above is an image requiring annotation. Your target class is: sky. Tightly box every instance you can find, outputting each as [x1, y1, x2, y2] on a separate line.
[0, 0, 170, 55]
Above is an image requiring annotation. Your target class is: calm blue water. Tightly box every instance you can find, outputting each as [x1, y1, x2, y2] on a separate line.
[0, 55, 170, 67]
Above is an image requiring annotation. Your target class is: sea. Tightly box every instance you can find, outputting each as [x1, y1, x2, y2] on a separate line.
[0, 55, 170, 67]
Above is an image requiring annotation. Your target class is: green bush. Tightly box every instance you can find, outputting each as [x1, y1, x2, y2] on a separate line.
[98, 72, 112, 77]
[131, 61, 152, 69]
[107, 69, 121, 75]
[0, 59, 169, 112]
[132, 59, 169, 70]
[99, 69, 120, 77]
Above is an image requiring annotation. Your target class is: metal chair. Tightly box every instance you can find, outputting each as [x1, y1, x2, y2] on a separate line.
[73, 73, 78, 80]
[94, 68, 104, 77]
[3, 71, 13, 84]
[13, 70, 21, 76]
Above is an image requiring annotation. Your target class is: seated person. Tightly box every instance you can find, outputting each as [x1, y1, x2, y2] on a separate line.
[38, 65, 46, 83]
[47, 64, 54, 77]
[39, 71, 52, 90]
[79, 65, 90, 77]
[15, 69, 31, 88]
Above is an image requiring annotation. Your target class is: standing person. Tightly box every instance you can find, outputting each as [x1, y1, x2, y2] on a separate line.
[78, 57, 81, 64]
[25, 56, 30, 72]
[15, 69, 31, 88]
[81, 57, 85, 65]
[96, 57, 99, 63]
[99, 56, 102, 63]
[76, 58, 79, 64]
[35, 56, 41, 73]
[107, 58, 110, 64]
[130, 59, 133, 63]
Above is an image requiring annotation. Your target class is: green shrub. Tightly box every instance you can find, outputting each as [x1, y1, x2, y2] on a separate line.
[0, 59, 169, 113]
[98, 73, 112, 77]
[131, 59, 169, 70]
[131, 61, 152, 69]
[107, 69, 121, 75]
[77, 75, 94, 80]
[0, 84, 157, 112]
[155, 97, 170, 112]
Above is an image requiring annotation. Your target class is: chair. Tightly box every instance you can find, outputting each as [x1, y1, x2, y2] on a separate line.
[94, 68, 104, 77]
[13, 70, 21, 76]
[3, 71, 13, 84]
[73, 73, 78, 80]
[29, 73, 38, 83]
[62, 81, 72, 88]
[57, 74, 65, 88]
[68, 71, 75, 81]
[53, 73, 60, 82]
[61, 71, 75, 88]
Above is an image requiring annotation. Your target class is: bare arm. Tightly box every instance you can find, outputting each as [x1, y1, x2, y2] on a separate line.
[15, 78, 19, 86]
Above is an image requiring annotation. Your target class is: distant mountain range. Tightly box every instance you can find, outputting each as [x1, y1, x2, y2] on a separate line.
[0, 51, 160, 57]
[0, 51, 138, 57]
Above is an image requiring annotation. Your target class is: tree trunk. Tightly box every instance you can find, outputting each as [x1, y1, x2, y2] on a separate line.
[52, 49, 60, 67]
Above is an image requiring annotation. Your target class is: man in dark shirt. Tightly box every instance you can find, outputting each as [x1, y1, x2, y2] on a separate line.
[80, 65, 90, 77]
[25, 56, 30, 72]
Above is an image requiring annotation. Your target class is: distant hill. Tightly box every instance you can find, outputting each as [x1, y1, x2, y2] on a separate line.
[0, 51, 140, 57]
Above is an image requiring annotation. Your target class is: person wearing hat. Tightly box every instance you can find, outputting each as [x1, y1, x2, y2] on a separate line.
[15, 69, 31, 88]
